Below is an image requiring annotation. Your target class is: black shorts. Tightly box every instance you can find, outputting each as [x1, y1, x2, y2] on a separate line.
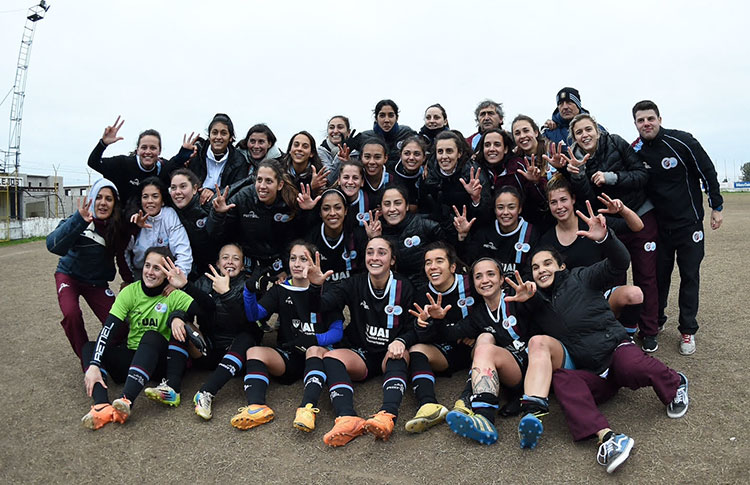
[349, 347, 387, 381]
[432, 342, 473, 375]
[272, 347, 307, 384]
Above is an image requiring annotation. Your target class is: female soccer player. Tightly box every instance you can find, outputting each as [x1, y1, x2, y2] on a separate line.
[80, 247, 199, 430]
[305, 237, 417, 447]
[47, 179, 127, 363]
[126, 177, 193, 279]
[510, 201, 688, 473]
[230, 241, 343, 431]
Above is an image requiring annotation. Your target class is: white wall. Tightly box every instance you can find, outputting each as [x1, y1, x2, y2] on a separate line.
[2, 217, 62, 240]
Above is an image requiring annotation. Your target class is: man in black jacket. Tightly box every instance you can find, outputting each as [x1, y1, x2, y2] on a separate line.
[631, 100, 724, 355]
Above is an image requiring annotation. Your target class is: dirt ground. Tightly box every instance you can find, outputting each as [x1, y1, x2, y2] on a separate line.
[0, 194, 747, 484]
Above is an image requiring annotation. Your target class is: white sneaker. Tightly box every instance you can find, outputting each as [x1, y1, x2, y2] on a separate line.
[193, 391, 214, 420]
[679, 334, 696, 355]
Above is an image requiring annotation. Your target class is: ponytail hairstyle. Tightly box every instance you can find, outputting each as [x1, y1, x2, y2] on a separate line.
[129, 129, 162, 156]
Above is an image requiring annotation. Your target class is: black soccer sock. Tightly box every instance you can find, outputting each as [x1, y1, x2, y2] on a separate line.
[166, 339, 189, 393]
[300, 357, 326, 407]
[202, 350, 245, 396]
[618, 303, 643, 332]
[243, 359, 270, 405]
[520, 394, 550, 416]
[459, 370, 473, 402]
[471, 392, 499, 423]
[89, 366, 109, 405]
[324, 357, 356, 417]
[122, 331, 165, 402]
[380, 358, 408, 417]
[409, 351, 436, 407]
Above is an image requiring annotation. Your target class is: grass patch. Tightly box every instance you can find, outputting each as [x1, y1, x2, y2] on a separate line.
[0, 236, 45, 247]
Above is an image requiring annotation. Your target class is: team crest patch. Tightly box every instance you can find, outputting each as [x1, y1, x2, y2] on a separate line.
[105, 289, 115, 297]
[272, 259, 283, 271]
[384, 305, 403, 316]
[274, 213, 290, 222]
[644, 242, 656, 252]
[514, 242, 531, 253]
[356, 212, 369, 222]
[155, 303, 168, 313]
[692, 231, 704, 243]
[502, 316, 517, 329]
[661, 157, 678, 170]
[457, 297, 475, 309]
[196, 217, 207, 228]
[404, 236, 421, 248]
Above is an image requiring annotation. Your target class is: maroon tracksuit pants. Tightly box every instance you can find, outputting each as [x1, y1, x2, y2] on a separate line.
[54, 272, 115, 363]
[552, 342, 681, 441]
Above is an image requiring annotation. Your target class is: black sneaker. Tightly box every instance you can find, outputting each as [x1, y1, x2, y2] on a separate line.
[641, 334, 658, 353]
[667, 372, 689, 418]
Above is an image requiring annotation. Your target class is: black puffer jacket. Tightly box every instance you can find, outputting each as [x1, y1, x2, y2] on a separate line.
[174, 194, 217, 280]
[382, 212, 445, 284]
[206, 184, 295, 268]
[522, 230, 630, 374]
[419, 159, 491, 236]
[186, 144, 249, 190]
[359, 123, 416, 163]
[185, 273, 261, 350]
[569, 132, 648, 213]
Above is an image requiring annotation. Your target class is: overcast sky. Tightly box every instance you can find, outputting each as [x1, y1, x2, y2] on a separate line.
[0, 0, 748, 185]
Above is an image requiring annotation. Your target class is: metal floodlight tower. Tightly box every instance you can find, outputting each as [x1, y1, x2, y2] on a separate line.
[4, 1, 50, 175]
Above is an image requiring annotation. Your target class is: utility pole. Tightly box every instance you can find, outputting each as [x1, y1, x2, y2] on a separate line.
[52, 163, 59, 218]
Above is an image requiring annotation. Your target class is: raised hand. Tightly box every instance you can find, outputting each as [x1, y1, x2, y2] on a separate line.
[296, 183, 321, 210]
[310, 165, 330, 194]
[182, 132, 199, 157]
[519, 155, 543, 183]
[77, 197, 93, 222]
[205, 264, 230, 294]
[363, 209, 382, 239]
[543, 119, 557, 131]
[459, 166, 483, 204]
[542, 141, 566, 170]
[563, 146, 590, 175]
[452, 204, 476, 240]
[130, 210, 152, 229]
[337, 143, 351, 162]
[408, 302, 430, 327]
[101, 115, 124, 146]
[425, 292, 453, 319]
[304, 251, 333, 286]
[575, 199, 608, 242]
[504, 270, 537, 303]
[160, 256, 188, 289]
[597, 193, 624, 215]
[211, 184, 236, 213]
